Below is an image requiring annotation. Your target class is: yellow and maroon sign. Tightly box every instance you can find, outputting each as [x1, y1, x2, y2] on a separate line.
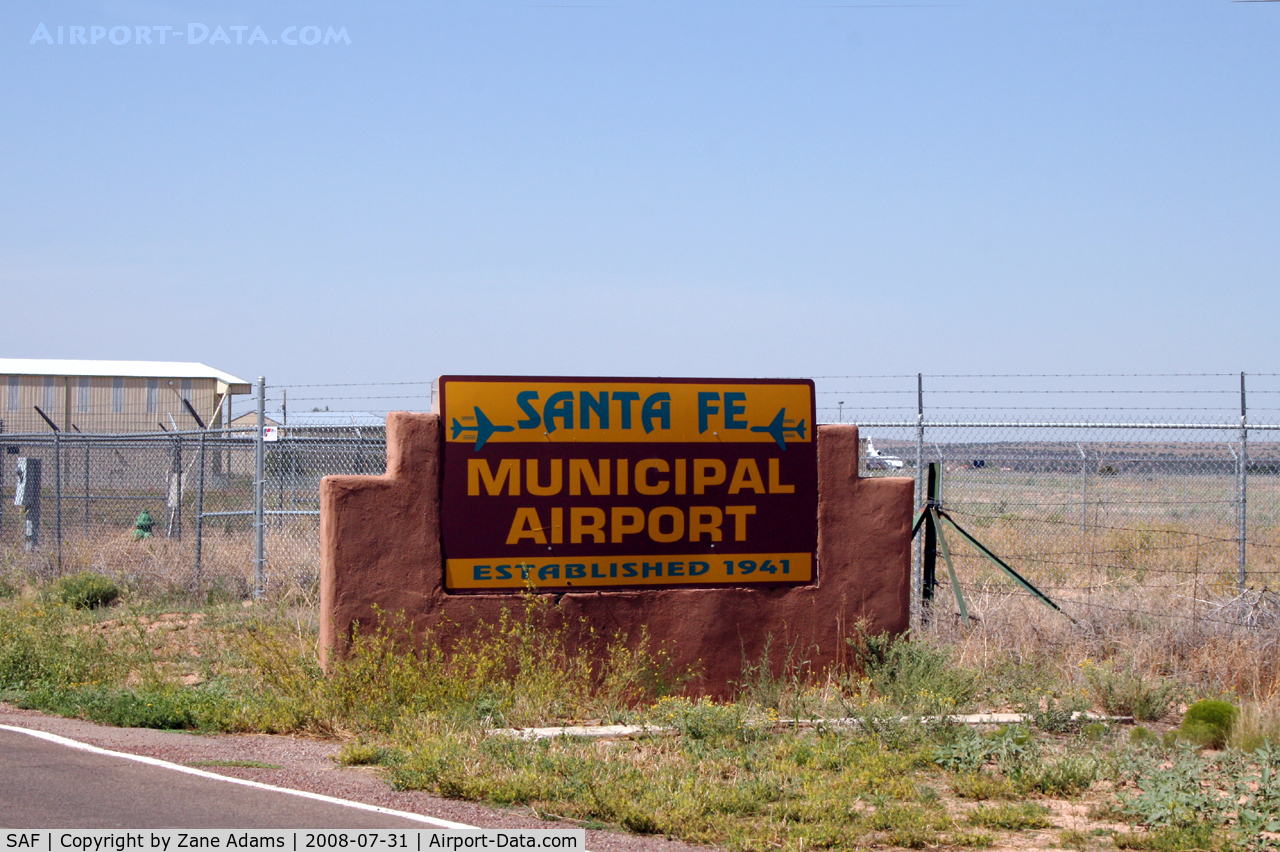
[438, 376, 817, 591]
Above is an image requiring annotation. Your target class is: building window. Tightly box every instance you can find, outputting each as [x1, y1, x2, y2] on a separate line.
[43, 377, 56, 412]
[78, 377, 90, 413]
[6, 376, 17, 411]
[180, 379, 193, 402]
[112, 378, 124, 413]
[146, 379, 158, 414]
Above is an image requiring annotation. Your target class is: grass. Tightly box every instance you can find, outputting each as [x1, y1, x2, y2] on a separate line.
[1112, 824, 1226, 851]
[335, 743, 404, 766]
[951, 772, 1016, 800]
[1081, 660, 1182, 721]
[1057, 828, 1089, 850]
[966, 802, 1053, 830]
[50, 572, 120, 609]
[17, 685, 218, 729]
[948, 830, 995, 848]
[1228, 701, 1280, 752]
[6, 536, 1280, 851]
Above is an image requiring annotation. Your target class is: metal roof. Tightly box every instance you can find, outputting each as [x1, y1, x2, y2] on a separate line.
[0, 359, 251, 389]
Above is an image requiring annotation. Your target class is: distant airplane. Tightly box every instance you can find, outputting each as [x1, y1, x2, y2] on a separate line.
[863, 437, 906, 470]
[451, 406, 514, 450]
[751, 408, 806, 450]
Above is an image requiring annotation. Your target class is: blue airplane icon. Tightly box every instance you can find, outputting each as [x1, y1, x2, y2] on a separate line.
[751, 408, 806, 450]
[451, 406, 515, 451]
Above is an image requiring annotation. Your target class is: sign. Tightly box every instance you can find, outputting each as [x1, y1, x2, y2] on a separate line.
[13, 457, 40, 507]
[438, 376, 817, 591]
[262, 426, 279, 442]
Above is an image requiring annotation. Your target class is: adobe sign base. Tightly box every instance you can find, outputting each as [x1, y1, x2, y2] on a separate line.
[319, 413, 913, 696]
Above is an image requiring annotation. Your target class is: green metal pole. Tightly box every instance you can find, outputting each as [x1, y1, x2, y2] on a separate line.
[932, 509, 968, 624]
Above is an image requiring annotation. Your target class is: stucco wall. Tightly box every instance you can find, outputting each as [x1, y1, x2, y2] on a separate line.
[319, 412, 913, 695]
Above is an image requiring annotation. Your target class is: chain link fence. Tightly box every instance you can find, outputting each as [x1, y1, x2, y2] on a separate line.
[1, 375, 1277, 629]
[0, 419, 386, 598]
[836, 373, 1280, 632]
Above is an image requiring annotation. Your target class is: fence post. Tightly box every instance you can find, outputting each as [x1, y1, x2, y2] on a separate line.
[195, 428, 207, 586]
[913, 373, 925, 630]
[1078, 443, 1088, 538]
[1239, 372, 1248, 593]
[54, 431, 62, 574]
[83, 437, 90, 534]
[254, 376, 266, 599]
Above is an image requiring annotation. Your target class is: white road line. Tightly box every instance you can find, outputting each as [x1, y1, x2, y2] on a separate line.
[0, 724, 477, 830]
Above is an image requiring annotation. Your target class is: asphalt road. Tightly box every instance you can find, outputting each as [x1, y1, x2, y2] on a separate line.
[0, 728, 451, 829]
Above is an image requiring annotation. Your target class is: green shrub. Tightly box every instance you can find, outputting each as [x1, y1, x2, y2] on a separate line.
[51, 573, 119, 610]
[336, 743, 404, 766]
[1130, 726, 1159, 746]
[1082, 721, 1109, 741]
[933, 725, 1037, 775]
[951, 772, 1015, 800]
[1177, 700, 1238, 750]
[1032, 696, 1085, 733]
[1081, 661, 1181, 721]
[850, 632, 977, 714]
[1022, 754, 1098, 797]
[647, 696, 758, 741]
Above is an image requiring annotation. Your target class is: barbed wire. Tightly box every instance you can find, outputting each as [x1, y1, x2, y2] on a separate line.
[274, 395, 431, 402]
[279, 381, 434, 388]
[956, 578, 1269, 592]
[270, 375, 1276, 387]
[927, 389, 1237, 395]
[874, 408, 1246, 414]
[956, 499, 1239, 509]
[816, 389, 1241, 395]
[811, 373, 1241, 379]
[807, 375, 919, 379]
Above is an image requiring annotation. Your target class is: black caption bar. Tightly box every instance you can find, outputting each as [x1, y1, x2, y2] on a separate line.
[0, 831, 585, 852]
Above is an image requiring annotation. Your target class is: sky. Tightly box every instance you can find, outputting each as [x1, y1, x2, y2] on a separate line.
[3, 0, 1279, 416]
